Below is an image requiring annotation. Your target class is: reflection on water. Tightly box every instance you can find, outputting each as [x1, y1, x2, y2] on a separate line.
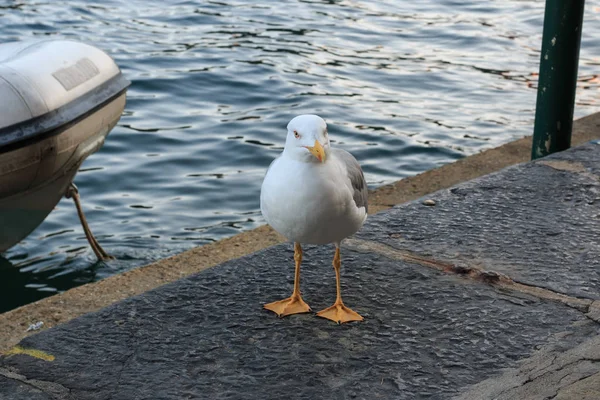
[2, 0, 600, 312]
[0, 255, 96, 313]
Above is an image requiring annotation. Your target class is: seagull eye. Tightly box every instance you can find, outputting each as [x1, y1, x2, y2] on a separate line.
[294, 130, 300, 139]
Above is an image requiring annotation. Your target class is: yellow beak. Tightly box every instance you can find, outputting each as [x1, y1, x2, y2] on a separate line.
[305, 140, 326, 163]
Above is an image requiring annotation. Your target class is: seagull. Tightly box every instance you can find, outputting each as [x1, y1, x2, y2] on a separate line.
[260, 114, 368, 323]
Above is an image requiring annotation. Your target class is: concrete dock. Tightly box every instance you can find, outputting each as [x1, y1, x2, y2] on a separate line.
[2, 133, 600, 398]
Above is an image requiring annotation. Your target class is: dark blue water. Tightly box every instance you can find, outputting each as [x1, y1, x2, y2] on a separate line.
[2, 0, 600, 312]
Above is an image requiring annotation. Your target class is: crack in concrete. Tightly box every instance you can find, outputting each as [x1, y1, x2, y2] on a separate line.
[0, 366, 72, 399]
[537, 160, 600, 185]
[527, 354, 558, 381]
[347, 239, 600, 399]
[550, 370, 600, 399]
[556, 361, 599, 388]
[526, 358, 598, 386]
[537, 160, 588, 174]
[346, 239, 595, 316]
[107, 350, 135, 400]
[528, 358, 600, 400]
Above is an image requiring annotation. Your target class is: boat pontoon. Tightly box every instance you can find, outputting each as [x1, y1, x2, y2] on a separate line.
[0, 40, 129, 258]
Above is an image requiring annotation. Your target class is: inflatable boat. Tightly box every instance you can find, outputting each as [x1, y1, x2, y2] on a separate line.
[0, 40, 129, 254]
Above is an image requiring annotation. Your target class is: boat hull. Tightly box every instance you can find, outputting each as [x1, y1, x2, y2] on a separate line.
[0, 94, 126, 252]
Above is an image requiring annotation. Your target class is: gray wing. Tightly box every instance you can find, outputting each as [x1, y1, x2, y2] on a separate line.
[332, 148, 368, 212]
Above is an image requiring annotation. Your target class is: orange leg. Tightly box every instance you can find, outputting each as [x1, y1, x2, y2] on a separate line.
[316, 246, 363, 324]
[264, 242, 311, 317]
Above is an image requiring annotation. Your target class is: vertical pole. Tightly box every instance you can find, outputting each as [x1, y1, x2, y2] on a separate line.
[531, 0, 585, 160]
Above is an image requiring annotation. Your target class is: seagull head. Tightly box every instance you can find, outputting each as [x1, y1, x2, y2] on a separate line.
[283, 114, 330, 163]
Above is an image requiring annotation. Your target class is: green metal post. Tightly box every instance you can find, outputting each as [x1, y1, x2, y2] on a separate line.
[531, 0, 585, 160]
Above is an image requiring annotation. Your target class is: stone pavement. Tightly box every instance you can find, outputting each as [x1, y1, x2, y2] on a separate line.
[2, 142, 600, 399]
